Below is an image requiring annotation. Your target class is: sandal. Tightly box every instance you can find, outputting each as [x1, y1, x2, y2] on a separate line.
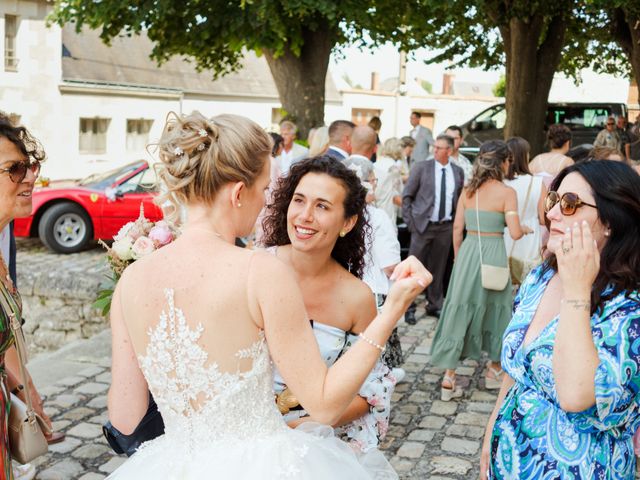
[45, 431, 66, 445]
[441, 374, 463, 402]
[485, 367, 504, 390]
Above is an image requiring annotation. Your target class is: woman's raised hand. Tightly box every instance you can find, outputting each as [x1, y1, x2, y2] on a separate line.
[557, 220, 600, 298]
[386, 256, 432, 314]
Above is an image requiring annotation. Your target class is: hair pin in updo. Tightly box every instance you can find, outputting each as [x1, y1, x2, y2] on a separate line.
[198, 129, 208, 138]
[174, 146, 184, 156]
[197, 143, 206, 151]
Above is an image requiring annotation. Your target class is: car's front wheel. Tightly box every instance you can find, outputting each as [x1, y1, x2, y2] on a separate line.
[38, 202, 93, 253]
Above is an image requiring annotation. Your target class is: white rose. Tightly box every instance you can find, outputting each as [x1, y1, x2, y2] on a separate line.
[131, 236, 155, 259]
[111, 238, 133, 261]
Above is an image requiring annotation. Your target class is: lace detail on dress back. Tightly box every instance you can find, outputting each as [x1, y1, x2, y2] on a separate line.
[137, 289, 286, 453]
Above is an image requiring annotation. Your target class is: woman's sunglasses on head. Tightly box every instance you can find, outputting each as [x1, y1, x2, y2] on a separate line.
[0, 160, 41, 183]
[544, 191, 597, 216]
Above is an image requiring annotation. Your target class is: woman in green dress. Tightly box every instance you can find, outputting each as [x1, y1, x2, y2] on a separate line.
[430, 140, 531, 401]
[0, 115, 44, 479]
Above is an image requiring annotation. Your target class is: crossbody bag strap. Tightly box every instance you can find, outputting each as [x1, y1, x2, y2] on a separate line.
[508, 175, 534, 257]
[0, 283, 36, 422]
[475, 192, 484, 266]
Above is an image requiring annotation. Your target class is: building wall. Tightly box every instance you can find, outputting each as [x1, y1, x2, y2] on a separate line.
[0, 0, 62, 160]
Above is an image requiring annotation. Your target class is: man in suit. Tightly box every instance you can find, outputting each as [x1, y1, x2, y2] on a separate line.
[325, 120, 355, 161]
[409, 112, 434, 165]
[402, 134, 464, 324]
[275, 120, 309, 176]
[342, 125, 376, 180]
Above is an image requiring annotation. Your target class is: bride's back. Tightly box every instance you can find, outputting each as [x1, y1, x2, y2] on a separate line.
[120, 235, 262, 376]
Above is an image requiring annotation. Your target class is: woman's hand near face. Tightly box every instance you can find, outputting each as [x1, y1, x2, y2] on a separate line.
[556, 220, 600, 297]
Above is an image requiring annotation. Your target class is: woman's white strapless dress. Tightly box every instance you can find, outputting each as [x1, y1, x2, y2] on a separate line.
[107, 289, 398, 479]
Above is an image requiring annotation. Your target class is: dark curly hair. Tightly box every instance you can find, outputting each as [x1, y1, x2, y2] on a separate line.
[261, 156, 370, 278]
[0, 113, 46, 163]
[541, 160, 640, 313]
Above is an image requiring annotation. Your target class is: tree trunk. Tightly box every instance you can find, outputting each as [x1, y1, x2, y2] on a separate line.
[264, 26, 335, 141]
[499, 13, 567, 155]
[610, 7, 640, 106]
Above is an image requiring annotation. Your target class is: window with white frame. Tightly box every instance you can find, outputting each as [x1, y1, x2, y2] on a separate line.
[79, 118, 110, 154]
[4, 15, 18, 71]
[126, 119, 153, 152]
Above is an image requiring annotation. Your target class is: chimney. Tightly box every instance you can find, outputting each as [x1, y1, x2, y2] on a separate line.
[371, 72, 380, 91]
[442, 73, 454, 95]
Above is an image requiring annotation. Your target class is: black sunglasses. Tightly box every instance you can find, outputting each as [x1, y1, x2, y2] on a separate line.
[0, 160, 41, 183]
[545, 191, 597, 216]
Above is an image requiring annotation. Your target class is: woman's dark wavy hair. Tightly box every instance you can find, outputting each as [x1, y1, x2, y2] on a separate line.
[261, 156, 370, 279]
[0, 113, 46, 163]
[541, 160, 640, 313]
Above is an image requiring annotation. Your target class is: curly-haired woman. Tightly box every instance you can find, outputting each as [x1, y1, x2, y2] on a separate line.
[261, 156, 398, 455]
[480, 160, 640, 479]
[429, 140, 531, 401]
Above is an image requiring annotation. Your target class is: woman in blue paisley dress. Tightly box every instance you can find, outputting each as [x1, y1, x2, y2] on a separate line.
[480, 160, 640, 480]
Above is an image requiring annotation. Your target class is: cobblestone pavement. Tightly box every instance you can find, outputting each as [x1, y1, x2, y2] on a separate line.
[25, 303, 498, 480]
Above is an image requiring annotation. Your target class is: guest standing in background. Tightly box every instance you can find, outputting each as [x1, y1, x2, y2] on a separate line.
[326, 120, 355, 161]
[504, 137, 547, 285]
[275, 121, 308, 175]
[402, 135, 464, 324]
[408, 112, 434, 166]
[430, 140, 530, 401]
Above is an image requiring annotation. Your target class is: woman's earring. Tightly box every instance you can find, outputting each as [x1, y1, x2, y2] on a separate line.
[604, 230, 610, 237]
[339, 230, 346, 237]
[237, 203, 242, 208]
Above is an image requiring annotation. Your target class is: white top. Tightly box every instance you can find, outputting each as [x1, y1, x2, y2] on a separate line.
[362, 206, 401, 295]
[430, 161, 455, 222]
[503, 175, 544, 262]
[0, 225, 9, 265]
[373, 156, 402, 228]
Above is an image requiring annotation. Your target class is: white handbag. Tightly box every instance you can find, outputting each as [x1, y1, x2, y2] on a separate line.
[475, 193, 510, 291]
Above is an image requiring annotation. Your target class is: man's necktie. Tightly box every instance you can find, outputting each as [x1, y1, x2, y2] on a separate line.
[438, 168, 446, 221]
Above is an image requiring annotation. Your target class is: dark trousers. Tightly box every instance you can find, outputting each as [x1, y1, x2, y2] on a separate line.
[407, 222, 453, 313]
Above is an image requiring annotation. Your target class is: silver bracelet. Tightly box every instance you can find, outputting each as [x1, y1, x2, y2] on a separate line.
[358, 332, 386, 353]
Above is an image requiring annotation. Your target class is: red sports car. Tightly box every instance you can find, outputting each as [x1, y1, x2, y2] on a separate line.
[14, 160, 164, 253]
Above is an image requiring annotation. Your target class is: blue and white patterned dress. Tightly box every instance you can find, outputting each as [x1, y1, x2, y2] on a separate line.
[490, 265, 640, 479]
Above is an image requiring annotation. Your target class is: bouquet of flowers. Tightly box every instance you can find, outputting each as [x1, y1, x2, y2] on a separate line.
[94, 205, 178, 314]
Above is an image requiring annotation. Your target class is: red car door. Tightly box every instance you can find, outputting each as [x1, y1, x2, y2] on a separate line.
[100, 167, 163, 238]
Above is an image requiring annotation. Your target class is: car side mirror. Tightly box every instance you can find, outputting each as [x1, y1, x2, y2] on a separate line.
[470, 121, 478, 132]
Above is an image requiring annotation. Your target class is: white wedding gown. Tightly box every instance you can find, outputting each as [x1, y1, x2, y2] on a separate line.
[108, 290, 397, 479]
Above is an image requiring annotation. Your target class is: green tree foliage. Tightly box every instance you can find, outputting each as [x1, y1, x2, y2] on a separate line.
[493, 75, 506, 98]
[409, 1, 632, 153]
[50, 0, 423, 138]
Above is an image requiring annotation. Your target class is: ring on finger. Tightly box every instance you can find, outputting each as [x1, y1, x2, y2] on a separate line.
[562, 245, 571, 254]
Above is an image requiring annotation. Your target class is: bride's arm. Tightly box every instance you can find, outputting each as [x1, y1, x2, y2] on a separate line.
[250, 253, 428, 425]
[108, 281, 150, 434]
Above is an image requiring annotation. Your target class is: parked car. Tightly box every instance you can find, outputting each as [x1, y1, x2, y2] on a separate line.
[14, 160, 163, 253]
[461, 102, 628, 150]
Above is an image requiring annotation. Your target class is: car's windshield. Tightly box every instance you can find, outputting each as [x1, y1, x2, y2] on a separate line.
[78, 161, 147, 189]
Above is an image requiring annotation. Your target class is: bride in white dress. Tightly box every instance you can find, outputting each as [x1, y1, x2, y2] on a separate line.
[106, 112, 431, 479]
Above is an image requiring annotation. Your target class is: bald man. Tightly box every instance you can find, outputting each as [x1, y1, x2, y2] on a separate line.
[342, 125, 377, 182]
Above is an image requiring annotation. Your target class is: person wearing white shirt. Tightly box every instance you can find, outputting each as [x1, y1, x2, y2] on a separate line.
[445, 125, 473, 184]
[358, 170, 405, 380]
[275, 121, 308, 176]
[374, 138, 404, 230]
[402, 135, 465, 324]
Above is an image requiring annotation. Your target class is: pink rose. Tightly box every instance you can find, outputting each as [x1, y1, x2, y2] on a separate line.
[115, 222, 143, 242]
[148, 224, 173, 247]
[131, 236, 155, 259]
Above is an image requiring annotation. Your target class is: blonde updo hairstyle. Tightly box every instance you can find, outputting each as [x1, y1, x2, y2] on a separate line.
[155, 111, 272, 221]
[466, 140, 510, 197]
[379, 137, 403, 160]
